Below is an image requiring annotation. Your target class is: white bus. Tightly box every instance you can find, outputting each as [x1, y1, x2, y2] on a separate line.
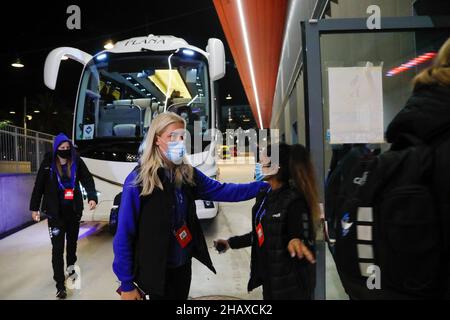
[44, 35, 226, 224]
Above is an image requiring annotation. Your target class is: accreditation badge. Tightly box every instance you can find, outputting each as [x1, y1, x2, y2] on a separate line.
[64, 189, 74, 200]
[175, 225, 192, 248]
[256, 223, 265, 247]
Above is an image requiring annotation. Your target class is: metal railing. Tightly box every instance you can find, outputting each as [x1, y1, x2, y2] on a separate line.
[0, 124, 55, 173]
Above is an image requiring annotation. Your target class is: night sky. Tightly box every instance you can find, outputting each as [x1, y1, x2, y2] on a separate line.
[2, 0, 249, 134]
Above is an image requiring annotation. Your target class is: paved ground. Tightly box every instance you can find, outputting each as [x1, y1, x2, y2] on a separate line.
[0, 156, 347, 300]
[0, 157, 261, 300]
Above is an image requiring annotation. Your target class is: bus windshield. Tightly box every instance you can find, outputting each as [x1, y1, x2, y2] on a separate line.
[75, 51, 210, 161]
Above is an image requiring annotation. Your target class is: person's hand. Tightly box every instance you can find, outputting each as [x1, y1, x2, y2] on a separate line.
[121, 288, 142, 300]
[213, 239, 230, 253]
[88, 200, 97, 210]
[287, 238, 316, 264]
[32, 211, 40, 222]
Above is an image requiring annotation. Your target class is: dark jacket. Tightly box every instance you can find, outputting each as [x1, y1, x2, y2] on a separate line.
[112, 167, 268, 294]
[386, 83, 450, 298]
[228, 185, 316, 300]
[29, 151, 97, 220]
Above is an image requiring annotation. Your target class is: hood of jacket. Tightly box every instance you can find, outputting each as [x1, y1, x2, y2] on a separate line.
[52, 133, 78, 183]
[386, 84, 450, 144]
[53, 133, 75, 158]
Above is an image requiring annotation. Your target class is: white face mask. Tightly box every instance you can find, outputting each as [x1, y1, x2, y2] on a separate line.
[165, 141, 186, 165]
[255, 162, 280, 181]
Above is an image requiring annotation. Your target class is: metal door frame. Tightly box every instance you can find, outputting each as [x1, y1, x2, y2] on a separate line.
[301, 15, 450, 300]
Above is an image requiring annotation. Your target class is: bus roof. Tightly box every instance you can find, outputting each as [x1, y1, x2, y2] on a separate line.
[105, 34, 208, 57]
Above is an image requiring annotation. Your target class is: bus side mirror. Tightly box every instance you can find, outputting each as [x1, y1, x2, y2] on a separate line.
[206, 38, 226, 81]
[44, 47, 93, 90]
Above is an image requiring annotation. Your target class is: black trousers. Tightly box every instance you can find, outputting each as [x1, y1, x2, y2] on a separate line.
[262, 268, 315, 300]
[262, 283, 314, 300]
[47, 210, 80, 290]
[148, 261, 192, 300]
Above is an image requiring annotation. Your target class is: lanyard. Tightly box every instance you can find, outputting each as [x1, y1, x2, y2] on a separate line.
[52, 164, 76, 190]
[172, 187, 186, 232]
[255, 186, 272, 225]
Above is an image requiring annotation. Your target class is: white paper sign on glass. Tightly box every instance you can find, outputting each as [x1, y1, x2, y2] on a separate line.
[328, 66, 385, 144]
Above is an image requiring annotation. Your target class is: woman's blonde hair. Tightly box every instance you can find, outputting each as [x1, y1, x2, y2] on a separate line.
[135, 112, 195, 196]
[414, 37, 450, 88]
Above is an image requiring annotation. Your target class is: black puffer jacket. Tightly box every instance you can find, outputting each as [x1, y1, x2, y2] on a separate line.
[386, 83, 450, 298]
[229, 185, 316, 300]
[29, 152, 98, 220]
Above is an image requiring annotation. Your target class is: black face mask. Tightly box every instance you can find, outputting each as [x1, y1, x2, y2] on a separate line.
[57, 149, 72, 159]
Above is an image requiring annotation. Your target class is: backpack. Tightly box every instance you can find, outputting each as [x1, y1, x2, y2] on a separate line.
[324, 145, 379, 255]
[334, 133, 449, 299]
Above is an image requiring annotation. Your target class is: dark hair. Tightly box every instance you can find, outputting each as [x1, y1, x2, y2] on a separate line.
[289, 144, 321, 229]
[263, 143, 291, 183]
[263, 143, 321, 231]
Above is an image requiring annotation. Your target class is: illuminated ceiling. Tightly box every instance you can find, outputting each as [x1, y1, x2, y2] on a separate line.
[149, 69, 192, 99]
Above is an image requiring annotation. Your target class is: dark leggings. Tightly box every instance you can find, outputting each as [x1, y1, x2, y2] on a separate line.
[47, 212, 80, 289]
[148, 261, 192, 300]
[263, 282, 314, 300]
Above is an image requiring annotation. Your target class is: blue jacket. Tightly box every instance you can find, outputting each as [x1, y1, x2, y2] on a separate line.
[113, 167, 268, 292]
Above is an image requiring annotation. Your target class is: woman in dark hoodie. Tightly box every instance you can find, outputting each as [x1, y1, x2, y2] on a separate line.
[29, 133, 97, 299]
[385, 37, 450, 298]
[214, 143, 320, 300]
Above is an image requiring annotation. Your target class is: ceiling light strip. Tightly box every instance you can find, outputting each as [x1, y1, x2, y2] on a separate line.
[236, 0, 264, 129]
[386, 52, 437, 77]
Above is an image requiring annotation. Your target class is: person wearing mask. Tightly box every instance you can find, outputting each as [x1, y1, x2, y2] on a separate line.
[30, 133, 97, 299]
[385, 37, 450, 298]
[214, 143, 319, 300]
[112, 112, 268, 300]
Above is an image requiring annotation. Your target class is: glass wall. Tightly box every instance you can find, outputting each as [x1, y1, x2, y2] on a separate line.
[320, 29, 450, 178]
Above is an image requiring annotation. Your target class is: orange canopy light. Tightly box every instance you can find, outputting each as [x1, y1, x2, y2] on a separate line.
[213, 0, 288, 128]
